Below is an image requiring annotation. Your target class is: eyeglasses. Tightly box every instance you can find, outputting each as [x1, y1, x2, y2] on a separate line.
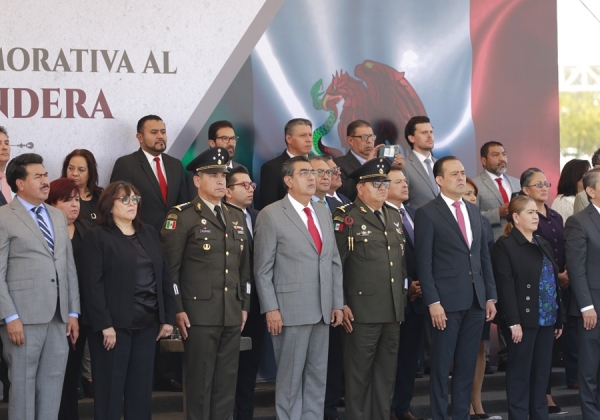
[293, 169, 318, 177]
[314, 169, 334, 177]
[349, 134, 376, 142]
[366, 180, 391, 189]
[117, 195, 141, 205]
[527, 182, 551, 189]
[214, 136, 239, 144]
[330, 166, 341, 175]
[228, 181, 257, 190]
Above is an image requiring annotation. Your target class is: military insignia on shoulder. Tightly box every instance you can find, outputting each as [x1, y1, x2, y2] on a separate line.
[164, 220, 177, 230]
[336, 203, 355, 213]
[224, 202, 244, 213]
[173, 202, 192, 212]
[167, 213, 178, 221]
[359, 206, 367, 213]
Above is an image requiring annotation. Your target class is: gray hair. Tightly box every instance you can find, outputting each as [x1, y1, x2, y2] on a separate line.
[583, 167, 600, 191]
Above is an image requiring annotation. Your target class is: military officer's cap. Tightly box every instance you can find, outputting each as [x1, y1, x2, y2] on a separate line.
[348, 157, 390, 182]
[186, 148, 230, 174]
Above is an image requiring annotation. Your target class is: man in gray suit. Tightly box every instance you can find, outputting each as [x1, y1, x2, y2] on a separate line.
[402, 116, 439, 209]
[0, 153, 80, 420]
[471, 141, 520, 240]
[565, 167, 600, 418]
[254, 156, 344, 420]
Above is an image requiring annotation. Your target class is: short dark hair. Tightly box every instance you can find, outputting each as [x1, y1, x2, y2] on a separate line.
[465, 177, 479, 196]
[137, 115, 163, 134]
[389, 164, 403, 172]
[6, 153, 44, 193]
[61, 149, 104, 199]
[592, 148, 600, 167]
[0, 126, 8, 137]
[208, 120, 234, 141]
[519, 167, 544, 191]
[281, 156, 310, 191]
[404, 116, 430, 149]
[96, 182, 144, 231]
[226, 165, 250, 187]
[45, 178, 79, 208]
[432, 155, 458, 178]
[308, 155, 329, 164]
[480, 141, 505, 159]
[346, 120, 371, 137]
[556, 159, 591, 197]
[284, 118, 312, 140]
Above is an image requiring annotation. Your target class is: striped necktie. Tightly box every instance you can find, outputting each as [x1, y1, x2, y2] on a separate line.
[33, 206, 54, 254]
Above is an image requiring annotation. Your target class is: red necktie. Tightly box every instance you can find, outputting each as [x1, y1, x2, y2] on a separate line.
[154, 157, 168, 204]
[495, 177, 509, 204]
[452, 201, 470, 247]
[303, 207, 322, 254]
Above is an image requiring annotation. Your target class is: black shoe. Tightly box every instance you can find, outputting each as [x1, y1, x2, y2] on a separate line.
[157, 378, 183, 392]
[548, 406, 561, 414]
[484, 361, 494, 374]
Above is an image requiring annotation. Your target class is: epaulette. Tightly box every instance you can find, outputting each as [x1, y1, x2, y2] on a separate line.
[223, 202, 244, 213]
[172, 202, 193, 212]
[336, 203, 355, 213]
[383, 203, 397, 210]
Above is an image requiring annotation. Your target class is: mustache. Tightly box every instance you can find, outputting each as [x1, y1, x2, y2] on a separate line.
[41, 184, 49, 189]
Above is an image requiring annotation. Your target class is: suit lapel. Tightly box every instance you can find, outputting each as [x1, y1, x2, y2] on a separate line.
[137, 149, 165, 206]
[354, 198, 385, 231]
[587, 205, 600, 234]
[346, 151, 362, 171]
[197, 198, 224, 232]
[281, 196, 318, 253]
[465, 202, 480, 249]
[480, 173, 503, 205]
[163, 155, 177, 205]
[11, 199, 54, 255]
[434, 196, 469, 249]
[409, 151, 436, 195]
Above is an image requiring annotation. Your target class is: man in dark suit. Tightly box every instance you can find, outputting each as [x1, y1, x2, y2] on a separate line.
[402, 116, 439, 209]
[415, 156, 497, 420]
[110, 115, 188, 232]
[565, 168, 600, 418]
[325, 155, 351, 207]
[187, 120, 249, 199]
[161, 147, 251, 419]
[258, 118, 313, 209]
[386, 166, 426, 420]
[333, 158, 407, 420]
[224, 166, 263, 420]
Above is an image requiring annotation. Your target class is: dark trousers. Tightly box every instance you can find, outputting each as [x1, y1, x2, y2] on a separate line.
[324, 325, 344, 417]
[0, 338, 9, 401]
[504, 324, 554, 420]
[235, 289, 266, 420]
[562, 314, 579, 386]
[391, 309, 425, 416]
[429, 299, 484, 420]
[58, 325, 89, 420]
[343, 322, 400, 420]
[185, 325, 240, 420]
[88, 325, 158, 420]
[577, 318, 600, 419]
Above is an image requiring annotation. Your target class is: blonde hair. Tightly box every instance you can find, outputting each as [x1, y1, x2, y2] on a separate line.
[502, 195, 535, 235]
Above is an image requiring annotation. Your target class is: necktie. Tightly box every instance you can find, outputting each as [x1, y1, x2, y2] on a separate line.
[452, 201, 469, 247]
[495, 177, 509, 204]
[318, 199, 326, 205]
[0, 173, 11, 203]
[399, 208, 414, 243]
[424, 158, 438, 192]
[303, 207, 322, 254]
[33, 206, 54, 254]
[153, 157, 168, 204]
[374, 209, 386, 229]
[245, 211, 253, 252]
[215, 205, 226, 231]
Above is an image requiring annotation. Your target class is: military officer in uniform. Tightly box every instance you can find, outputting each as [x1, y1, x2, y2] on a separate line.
[160, 147, 251, 420]
[332, 158, 407, 420]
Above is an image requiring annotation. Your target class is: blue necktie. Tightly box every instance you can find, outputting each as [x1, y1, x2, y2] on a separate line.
[399, 208, 414, 243]
[33, 206, 54, 254]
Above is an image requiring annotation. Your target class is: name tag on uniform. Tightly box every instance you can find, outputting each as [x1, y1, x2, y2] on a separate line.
[234, 225, 245, 235]
[246, 283, 251, 294]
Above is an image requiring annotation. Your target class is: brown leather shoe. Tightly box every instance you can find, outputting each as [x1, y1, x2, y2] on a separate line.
[399, 412, 426, 420]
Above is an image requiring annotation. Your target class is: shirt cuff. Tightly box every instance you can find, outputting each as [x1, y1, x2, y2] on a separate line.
[428, 301, 441, 307]
[487, 299, 497, 303]
[68, 313, 79, 318]
[5, 314, 19, 323]
[581, 305, 594, 313]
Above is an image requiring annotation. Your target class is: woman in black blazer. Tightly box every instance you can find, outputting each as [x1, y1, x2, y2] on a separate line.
[492, 195, 564, 420]
[82, 182, 176, 420]
[47, 178, 93, 420]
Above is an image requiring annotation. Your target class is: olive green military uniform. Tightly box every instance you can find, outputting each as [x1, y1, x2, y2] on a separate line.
[161, 195, 250, 420]
[333, 197, 407, 420]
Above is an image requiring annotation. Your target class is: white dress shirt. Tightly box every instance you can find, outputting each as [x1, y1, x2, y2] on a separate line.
[485, 170, 512, 197]
[440, 193, 473, 246]
[141, 149, 168, 185]
[287, 194, 323, 239]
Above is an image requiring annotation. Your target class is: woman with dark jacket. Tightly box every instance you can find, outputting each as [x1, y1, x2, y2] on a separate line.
[492, 195, 565, 420]
[47, 178, 93, 420]
[82, 182, 176, 420]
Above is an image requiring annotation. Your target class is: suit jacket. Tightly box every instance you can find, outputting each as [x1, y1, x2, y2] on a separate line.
[397, 204, 425, 315]
[403, 150, 438, 209]
[0, 199, 79, 324]
[258, 150, 290, 210]
[110, 148, 188, 232]
[492, 228, 564, 328]
[326, 192, 351, 211]
[0, 191, 6, 206]
[254, 195, 344, 326]
[565, 203, 600, 317]
[472, 171, 520, 240]
[333, 199, 407, 323]
[161, 196, 251, 326]
[415, 195, 497, 312]
[81, 224, 176, 332]
[334, 151, 362, 201]
[72, 218, 93, 324]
